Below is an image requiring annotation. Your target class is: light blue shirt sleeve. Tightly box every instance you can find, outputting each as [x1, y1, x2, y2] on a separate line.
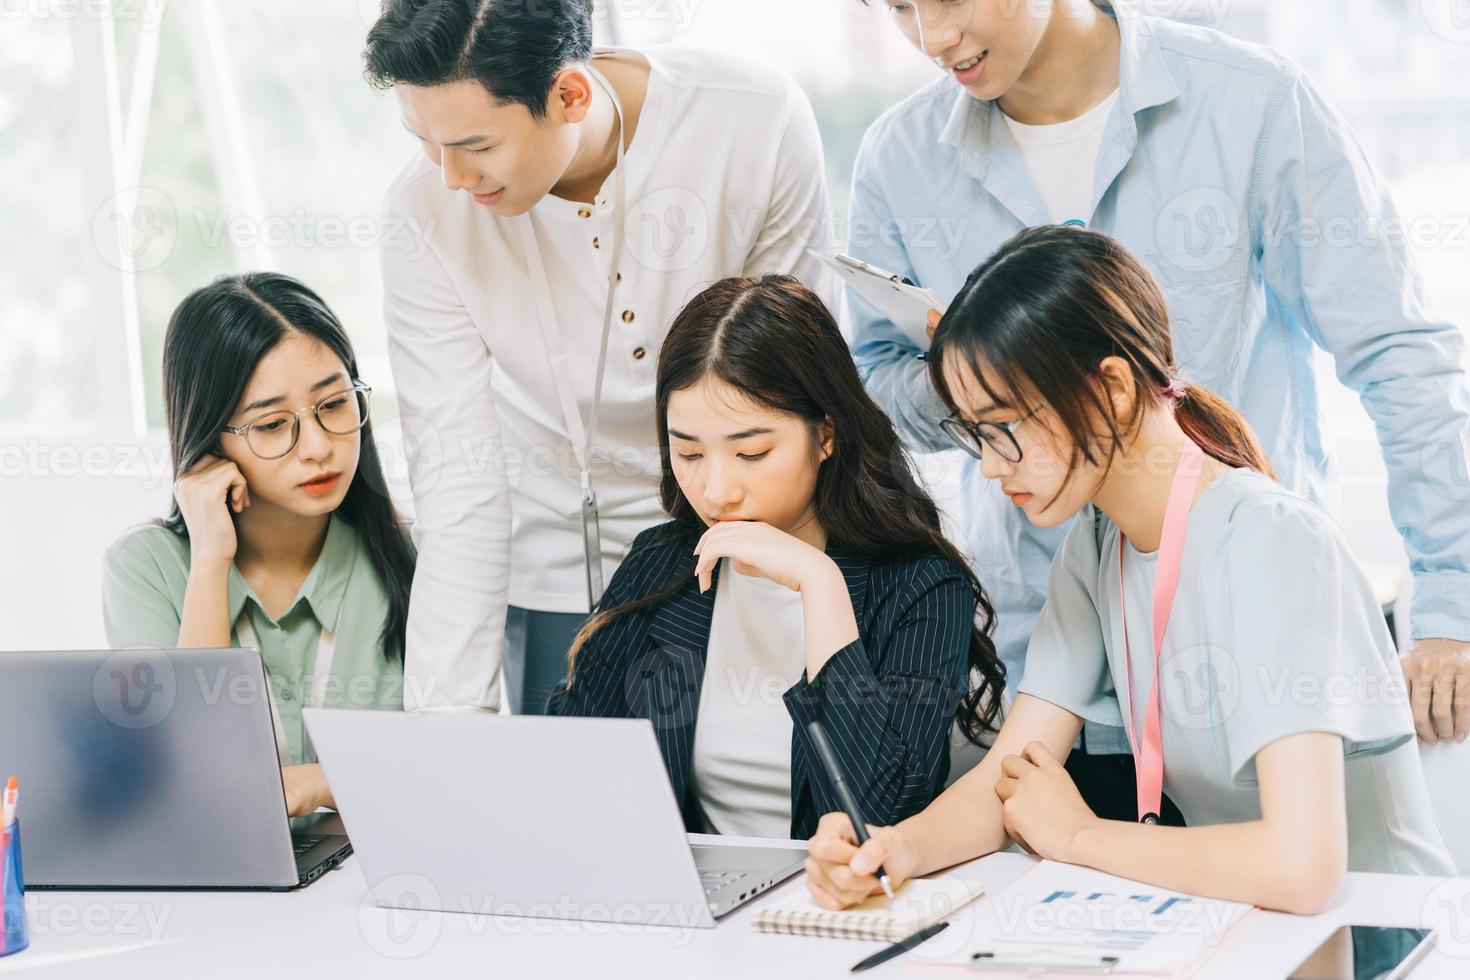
[846, 134, 953, 455]
[1253, 74, 1470, 642]
[1016, 509, 1124, 729]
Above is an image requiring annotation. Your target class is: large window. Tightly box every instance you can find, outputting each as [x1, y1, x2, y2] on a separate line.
[3, 0, 1467, 437]
[3, 0, 1467, 652]
[0, 14, 98, 430]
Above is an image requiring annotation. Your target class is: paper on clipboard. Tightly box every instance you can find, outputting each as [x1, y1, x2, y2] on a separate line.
[909, 861, 1255, 978]
[808, 250, 944, 351]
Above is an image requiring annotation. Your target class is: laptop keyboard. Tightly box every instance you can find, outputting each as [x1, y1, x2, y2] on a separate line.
[293, 835, 325, 857]
[700, 870, 751, 896]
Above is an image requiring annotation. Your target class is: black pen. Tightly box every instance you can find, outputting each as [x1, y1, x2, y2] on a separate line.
[805, 720, 895, 899]
[851, 922, 949, 974]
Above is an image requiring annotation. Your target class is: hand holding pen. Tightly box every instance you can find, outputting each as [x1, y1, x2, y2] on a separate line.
[804, 721, 896, 900]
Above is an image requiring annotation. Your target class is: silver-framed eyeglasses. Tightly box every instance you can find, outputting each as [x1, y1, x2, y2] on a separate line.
[939, 403, 1045, 463]
[221, 383, 372, 460]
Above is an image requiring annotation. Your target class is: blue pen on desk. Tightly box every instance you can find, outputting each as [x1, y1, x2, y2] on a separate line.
[805, 721, 895, 900]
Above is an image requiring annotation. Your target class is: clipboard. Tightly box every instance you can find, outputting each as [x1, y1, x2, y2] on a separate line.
[808, 250, 944, 351]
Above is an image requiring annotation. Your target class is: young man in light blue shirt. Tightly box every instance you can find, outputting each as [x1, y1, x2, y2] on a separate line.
[849, 0, 1470, 802]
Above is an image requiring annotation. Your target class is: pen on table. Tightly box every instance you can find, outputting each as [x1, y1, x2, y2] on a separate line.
[850, 921, 948, 974]
[804, 720, 895, 900]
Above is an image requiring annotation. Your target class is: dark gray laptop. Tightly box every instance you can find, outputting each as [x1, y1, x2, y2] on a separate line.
[0, 648, 351, 890]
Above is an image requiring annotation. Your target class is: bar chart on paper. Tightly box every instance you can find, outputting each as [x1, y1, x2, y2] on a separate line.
[914, 861, 1255, 977]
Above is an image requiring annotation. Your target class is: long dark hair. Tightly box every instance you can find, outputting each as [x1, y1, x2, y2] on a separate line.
[567, 274, 1007, 741]
[160, 272, 417, 662]
[931, 225, 1275, 501]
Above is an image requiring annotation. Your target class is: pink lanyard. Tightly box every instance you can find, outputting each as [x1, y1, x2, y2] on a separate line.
[1117, 439, 1206, 824]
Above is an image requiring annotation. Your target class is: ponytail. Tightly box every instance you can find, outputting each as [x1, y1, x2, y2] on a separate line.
[932, 225, 1280, 497]
[1173, 383, 1278, 480]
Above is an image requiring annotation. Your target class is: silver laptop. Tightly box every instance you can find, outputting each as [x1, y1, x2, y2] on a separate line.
[0, 648, 351, 889]
[304, 709, 807, 928]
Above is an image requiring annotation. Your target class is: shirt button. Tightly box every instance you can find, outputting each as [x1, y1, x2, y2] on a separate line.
[279, 687, 294, 702]
[615, 272, 622, 283]
[577, 207, 591, 219]
[621, 310, 635, 324]
[592, 236, 600, 249]
[633, 347, 647, 360]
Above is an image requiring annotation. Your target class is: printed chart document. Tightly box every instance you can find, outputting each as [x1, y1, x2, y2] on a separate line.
[913, 861, 1254, 977]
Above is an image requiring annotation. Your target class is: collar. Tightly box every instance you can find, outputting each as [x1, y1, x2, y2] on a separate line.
[227, 515, 358, 631]
[937, 3, 1180, 176]
[528, 47, 665, 225]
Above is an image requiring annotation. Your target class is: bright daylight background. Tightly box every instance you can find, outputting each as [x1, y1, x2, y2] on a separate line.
[3, 0, 1470, 650]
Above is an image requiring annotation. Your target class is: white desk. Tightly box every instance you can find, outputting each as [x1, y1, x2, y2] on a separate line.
[5, 837, 1469, 978]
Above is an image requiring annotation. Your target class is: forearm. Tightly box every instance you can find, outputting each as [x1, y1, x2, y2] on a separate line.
[282, 764, 336, 816]
[786, 657, 962, 824]
[899, 763, 1010, 876]
[1255, 79, 1470, 629]
[177, 560, 233, 648]
[902, 694, 1087, 876]
[855, 345, 952, 454]
[1066, 818, 1343, 915]
[801, 561, 860, 678]
[400, 475, 512, 711]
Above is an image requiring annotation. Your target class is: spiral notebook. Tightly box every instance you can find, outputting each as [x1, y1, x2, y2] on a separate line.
[752, 876, 987, 942]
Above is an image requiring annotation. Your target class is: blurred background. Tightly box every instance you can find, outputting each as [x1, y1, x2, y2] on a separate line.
[3, 0, 1470, 649]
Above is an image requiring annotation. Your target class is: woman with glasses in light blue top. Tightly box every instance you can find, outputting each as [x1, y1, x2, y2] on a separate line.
[807, 226, 1453, 915]
[849, 0, 1470, 808]
[102, 272, 416, 816]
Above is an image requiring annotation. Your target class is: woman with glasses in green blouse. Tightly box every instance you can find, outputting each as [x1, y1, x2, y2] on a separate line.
[102, 272, 416, 815]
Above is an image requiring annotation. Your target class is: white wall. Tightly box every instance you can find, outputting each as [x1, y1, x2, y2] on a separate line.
[3, 432, 172, 651]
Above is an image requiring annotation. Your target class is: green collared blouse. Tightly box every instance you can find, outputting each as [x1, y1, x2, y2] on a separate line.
[101, 515, 405, 764]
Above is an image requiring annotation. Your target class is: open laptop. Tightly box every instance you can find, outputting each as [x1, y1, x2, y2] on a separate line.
[0, 648, 352, 890]
[304, 709, 807, 928]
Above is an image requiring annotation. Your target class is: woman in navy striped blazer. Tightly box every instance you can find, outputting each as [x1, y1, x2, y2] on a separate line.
[547, 275, 1007, 840]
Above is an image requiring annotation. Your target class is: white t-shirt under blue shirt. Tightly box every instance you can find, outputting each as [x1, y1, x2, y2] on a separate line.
[1018, 467, 1454, 877]
[1001, 89, 1120, 225]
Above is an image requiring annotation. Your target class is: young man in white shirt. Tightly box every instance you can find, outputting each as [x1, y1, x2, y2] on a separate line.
[363, 0, 836, 713]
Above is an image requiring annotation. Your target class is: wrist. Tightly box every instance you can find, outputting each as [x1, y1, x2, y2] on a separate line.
[188, 549, 234, 574]
[309, 768, 331, 812]
[797, 552, 843, 595]
[892, 819, 927, 879]
[1063, 816, 1104, 865]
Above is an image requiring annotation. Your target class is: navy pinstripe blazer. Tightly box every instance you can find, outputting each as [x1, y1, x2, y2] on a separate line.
[546, 520, 978, 839]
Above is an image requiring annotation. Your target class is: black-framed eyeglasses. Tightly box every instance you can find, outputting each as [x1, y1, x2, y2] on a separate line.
[939, 403, 1045, 463]
[221, 383, 372, 460]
